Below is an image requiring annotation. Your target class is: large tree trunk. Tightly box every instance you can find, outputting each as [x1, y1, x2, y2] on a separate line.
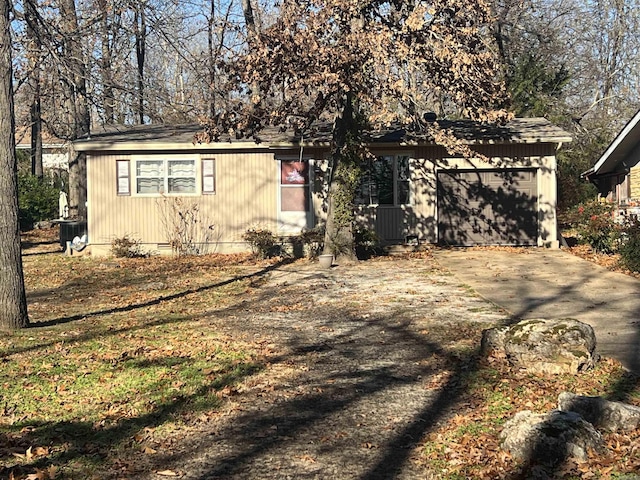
[59, 0, 90, 219]
[322, 93, 358, 261]
[0, 0, 29, 330]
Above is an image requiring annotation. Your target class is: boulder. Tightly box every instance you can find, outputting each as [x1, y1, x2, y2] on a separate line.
[481, 319, 598, 374]
[558, 391, 640, 432]
[500, 410, 605, 465]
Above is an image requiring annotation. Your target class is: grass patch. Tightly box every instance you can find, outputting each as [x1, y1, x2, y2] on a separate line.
[1, 229, 278, 479]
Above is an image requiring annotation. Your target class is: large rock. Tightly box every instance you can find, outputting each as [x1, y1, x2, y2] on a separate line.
[500, 410, 605, 465]
[481, 319, 598, 374]
[558, 392, 640, 432]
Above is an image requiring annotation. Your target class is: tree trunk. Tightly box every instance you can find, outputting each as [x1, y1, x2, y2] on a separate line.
[30, 88, 43, 178]
[25, 0, 43, 177]
[241, 0, 258, 39]
[0, 0, 29, 330]
[59, 0, 90, 220]
[322, 169, 357, 260]
[134, 4, 146, 124]
[208, 0, 216, 118]
[322, 93, 358, 261]
[97, 0, 115, 124]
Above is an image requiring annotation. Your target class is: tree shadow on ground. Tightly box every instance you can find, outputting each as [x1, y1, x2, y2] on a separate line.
[2, 260, 290, 360]
[21, 250, 61, 257]
[131, 265, 486, 479]
[5, 256, 638, 479]
[1, 360, 264, 479]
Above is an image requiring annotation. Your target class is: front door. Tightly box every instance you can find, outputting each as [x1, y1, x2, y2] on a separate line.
[278, 160, 313, 233]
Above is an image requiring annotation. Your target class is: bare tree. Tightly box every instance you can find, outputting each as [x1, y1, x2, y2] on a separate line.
[24, 0, 43, 177]
[0, 0, 29, 330]
[133, 0, 146, 124]
[58, 0, 90, 219]
[95, 0, 118, 124]
[490, 0, 640, 209]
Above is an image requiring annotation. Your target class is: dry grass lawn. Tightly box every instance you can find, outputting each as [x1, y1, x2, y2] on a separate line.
[0, 227, 638, 479]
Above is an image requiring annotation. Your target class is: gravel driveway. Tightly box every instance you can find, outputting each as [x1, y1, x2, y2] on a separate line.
[133, 256, 506, 479]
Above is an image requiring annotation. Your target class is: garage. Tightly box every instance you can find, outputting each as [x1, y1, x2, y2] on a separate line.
[437, 169, 538, 246]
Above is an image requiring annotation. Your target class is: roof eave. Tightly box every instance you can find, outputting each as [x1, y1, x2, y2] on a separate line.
[591, 108, 640, 176]
[74, 140, 274, 152]
[75, 137, 571, 152]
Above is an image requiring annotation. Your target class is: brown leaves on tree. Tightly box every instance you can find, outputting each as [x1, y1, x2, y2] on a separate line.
[205, 0, 510, 141]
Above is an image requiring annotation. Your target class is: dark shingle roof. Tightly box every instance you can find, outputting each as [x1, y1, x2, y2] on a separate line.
[74, 117, 571, 152]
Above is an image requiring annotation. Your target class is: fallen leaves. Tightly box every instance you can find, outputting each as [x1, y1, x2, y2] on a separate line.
[296, 454, 316, 464]
[1, 465, 59, 480]
[2, 248, 271, 478]
[7, 231, 640, 480]
[566, 244, 640, 279]
[156, 469, 180, 477]
[418, 359, 640, 479]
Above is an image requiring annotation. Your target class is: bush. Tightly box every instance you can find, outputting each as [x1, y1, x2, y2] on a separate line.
[566, 200, 621, 254]
[298, 226, 325, 258]
[243, 227, 279, 258]
[18, 173, 60, 230]
[354, 226, 380, 259]
[157, 197, 216, 255]
[619, 219, 640, 273]
[111, 235, 146, 258]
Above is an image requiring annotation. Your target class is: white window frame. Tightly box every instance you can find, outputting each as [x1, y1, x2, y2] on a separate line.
[357, 153, 411, 206]
[132, 154, 199, 196]
[116, 159, 131, 196]
[202, 158, 216, 194]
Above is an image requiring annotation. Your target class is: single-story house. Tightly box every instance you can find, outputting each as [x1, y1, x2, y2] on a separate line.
[582, 109, 640, 214]
[73, 118, 571, 256]
[15, 126, 69, 171]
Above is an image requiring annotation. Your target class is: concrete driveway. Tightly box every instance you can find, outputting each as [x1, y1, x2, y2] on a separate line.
[433, 248, 640, 374]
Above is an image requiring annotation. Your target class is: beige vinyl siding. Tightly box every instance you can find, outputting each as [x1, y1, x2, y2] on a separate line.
[398, 144, 557, 246]
[87, 151, 278, 255]
[630, 164, 640, 200]
[86, 142, 561, 255]
[317, 144, 557, 246]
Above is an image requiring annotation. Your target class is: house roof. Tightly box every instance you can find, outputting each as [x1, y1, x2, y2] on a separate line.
[583, 108, 640, 177]
[15, 126, 67, 149]
[73, 117, 571, 152]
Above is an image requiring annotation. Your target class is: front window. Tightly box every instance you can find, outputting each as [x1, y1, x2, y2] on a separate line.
[135, 159, 196, 194]
[357, 154, 410, 206]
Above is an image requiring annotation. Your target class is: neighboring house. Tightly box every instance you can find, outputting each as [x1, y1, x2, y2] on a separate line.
[73, 118, 571, 256]
[15, 126, 69, 171]
[582, 109, 640, 215]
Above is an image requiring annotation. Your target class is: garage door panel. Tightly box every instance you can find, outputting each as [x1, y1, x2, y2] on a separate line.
[438, 170, 538, 246]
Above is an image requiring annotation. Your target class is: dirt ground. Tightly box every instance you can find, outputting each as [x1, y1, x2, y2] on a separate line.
[123, 255, 507, 479]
